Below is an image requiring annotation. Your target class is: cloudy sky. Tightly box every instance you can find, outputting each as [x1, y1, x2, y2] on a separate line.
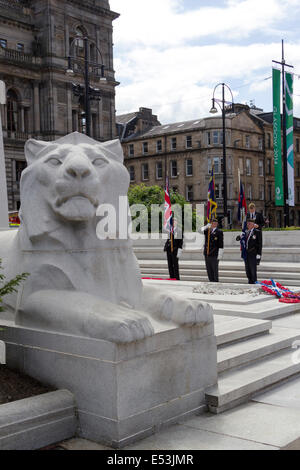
[109, 0, 300, 124]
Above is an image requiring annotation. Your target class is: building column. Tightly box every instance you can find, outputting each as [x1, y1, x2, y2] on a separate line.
[98, 99, 103, 140]
[67, 86, 72, 133]
[33, 81, 40, 134]
[20, 106, 25, 133]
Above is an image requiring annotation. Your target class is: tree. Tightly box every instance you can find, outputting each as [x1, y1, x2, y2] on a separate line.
[128, 184, 200, 232]
[0, 259, 28, 312]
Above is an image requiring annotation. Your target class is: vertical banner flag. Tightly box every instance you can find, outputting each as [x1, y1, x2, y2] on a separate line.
[272, 68, 284, 206]
[207, 167, 217, 222]
[285, 71, 295, 206]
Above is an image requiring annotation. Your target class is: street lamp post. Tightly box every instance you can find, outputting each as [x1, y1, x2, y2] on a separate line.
[210, 83, 234, 228]
[66, 36, 106, 137]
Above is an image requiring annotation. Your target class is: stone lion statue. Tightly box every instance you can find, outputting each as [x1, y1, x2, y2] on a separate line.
[0, 132, 212, 343]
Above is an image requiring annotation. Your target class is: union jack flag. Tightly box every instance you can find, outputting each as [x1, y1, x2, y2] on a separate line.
[164, 176, 173, 233]
[207, 167, 217, 222]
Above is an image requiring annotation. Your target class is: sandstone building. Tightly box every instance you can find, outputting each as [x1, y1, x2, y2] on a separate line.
[118, 105, 300, 228]
[0, 0, 119, 210]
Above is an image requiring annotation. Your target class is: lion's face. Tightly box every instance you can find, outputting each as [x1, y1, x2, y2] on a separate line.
[20, 133, 129, 233]
[33, 143, 111, 221]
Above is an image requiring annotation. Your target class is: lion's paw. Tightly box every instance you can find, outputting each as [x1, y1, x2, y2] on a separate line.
[161, 298, 213, 326]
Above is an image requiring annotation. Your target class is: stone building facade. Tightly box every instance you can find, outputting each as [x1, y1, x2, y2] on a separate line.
[119, 104, 300, 228]
[0, 0, 119, 210]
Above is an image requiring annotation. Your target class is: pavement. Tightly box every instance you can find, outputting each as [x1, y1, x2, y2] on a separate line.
[53, 375, 300, 451]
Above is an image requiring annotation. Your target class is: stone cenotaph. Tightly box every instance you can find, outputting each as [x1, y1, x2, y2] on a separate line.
[0, 133, 217, 447]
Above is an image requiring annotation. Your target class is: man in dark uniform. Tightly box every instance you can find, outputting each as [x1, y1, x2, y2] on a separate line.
[247, 203, 265, 230]
[237, 218, 262, 284]
[164, 219, 183, 280]
[202, 218, 224, 282]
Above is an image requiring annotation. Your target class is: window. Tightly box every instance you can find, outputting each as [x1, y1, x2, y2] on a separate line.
[186, 135, 192, 148]
[296, 138, 300, 153]
[267, 133, 271, 149]
[246, 158, 252, 176]
[207, 158, 212, 175]
[245, 135, 250, 149]
[207, 132, 211, 146]
[16, 43, 24, 52]
[297, 186, 300, 203]
[297, 161, 300, 178]
[258, 137, 263, 150]
[171, 160, 177, 177]
[259, 159, 264, 176]
[213, 156, 223, 174]
[186, 185, 193, 201]
[259, 184, 265, 200]
[266, 158, 271, 175]
[74, 27, 85, 58]
[142, 163, 149, 180]
[156, 140, 162, 153]
[239, 157, 244, 175]
[129, 166, 135, 182]
[215, 183, 224, 199]
[186, 159, 193, 176]
[7, 89, 19, 133]
[213, 131, 219, 145]
[129, 144, 134, 157]
[229, 182, 233, 199]
[15, 160, 27, 183]
[142, 142, 148, 155]
[228, 156, 233, 175]
[268, 184, 272, 201]
[0, 39, 7, 48]
[171, 137, 177, 151]
[247, 183, 253, 200]
[156, 162, 163, 180]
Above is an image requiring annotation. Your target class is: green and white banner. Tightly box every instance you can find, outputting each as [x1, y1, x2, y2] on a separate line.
[285, 71, 295, 207]
[272, 68, 284, 206]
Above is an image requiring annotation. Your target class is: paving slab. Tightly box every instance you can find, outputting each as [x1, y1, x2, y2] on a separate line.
[125, 423, 277, 450]
[272, 313, 300, 330]
[182, 402, 300, 450]
[253, 376, 300, 410]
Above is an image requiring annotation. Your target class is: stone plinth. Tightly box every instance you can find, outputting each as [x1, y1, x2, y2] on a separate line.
[0, 320, 217, 448]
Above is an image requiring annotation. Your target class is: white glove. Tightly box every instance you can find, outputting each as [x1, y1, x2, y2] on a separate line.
[200, 223, 211, 233]
[177, 248, 183, 259]
[218, 248, 224, 260]
[256, 255, 261, 260]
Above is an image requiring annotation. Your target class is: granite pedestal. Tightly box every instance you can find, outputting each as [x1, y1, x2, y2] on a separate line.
[0, 319, 217, 448]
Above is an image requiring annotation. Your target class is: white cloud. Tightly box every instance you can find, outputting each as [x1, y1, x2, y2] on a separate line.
[109, 0, 300, 122]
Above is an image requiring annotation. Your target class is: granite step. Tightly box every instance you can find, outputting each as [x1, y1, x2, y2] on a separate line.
[140, 267, 300, 280]
[214, 317, 272, 346]
[217, 327, 300, 372]
[206, 348, 300, 414]
[141, 273, 300, 287]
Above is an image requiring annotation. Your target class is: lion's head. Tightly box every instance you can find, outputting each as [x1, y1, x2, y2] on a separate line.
[19, 132, 130, 243]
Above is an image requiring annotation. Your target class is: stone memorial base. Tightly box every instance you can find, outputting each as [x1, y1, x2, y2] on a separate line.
[0, 319, 217, 448]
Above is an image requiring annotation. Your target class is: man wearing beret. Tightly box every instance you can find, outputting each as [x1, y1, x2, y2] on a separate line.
[237, 218, 262, 284]
[201, 218, 224, 282]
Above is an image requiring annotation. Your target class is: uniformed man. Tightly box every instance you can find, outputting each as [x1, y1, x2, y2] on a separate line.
[164, 219, 183, 280]
[237, 218, 262, 284]
[201, 218, 224, 282]
[247, 203, 265, 230]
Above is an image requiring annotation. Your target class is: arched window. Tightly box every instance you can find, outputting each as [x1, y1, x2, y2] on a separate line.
[7, 90, 19, 134]
[74, 27, 85, 58]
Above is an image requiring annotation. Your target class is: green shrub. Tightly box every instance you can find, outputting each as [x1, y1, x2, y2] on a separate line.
[0, 259, 29, 312]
